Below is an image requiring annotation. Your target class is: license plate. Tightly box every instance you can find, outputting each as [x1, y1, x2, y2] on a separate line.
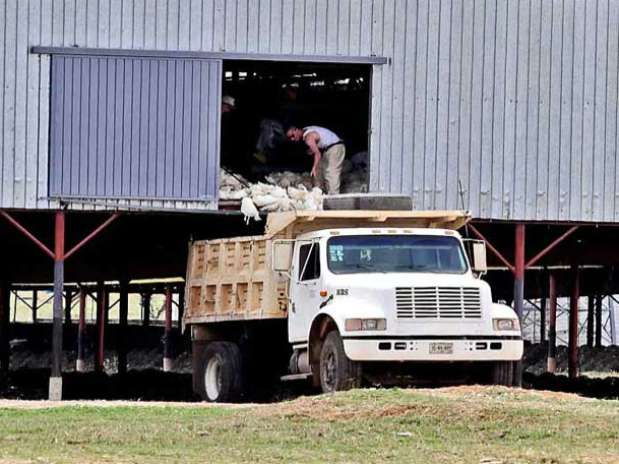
[429, 342, 453, 354]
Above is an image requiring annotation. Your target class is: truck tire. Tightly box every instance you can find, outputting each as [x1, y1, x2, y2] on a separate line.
[199, 341, 243, 402]
[492, 361, 515, 387]
[319, 331, 362, 393]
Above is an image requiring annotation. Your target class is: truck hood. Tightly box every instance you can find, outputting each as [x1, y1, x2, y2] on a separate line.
[324, 272, 502, 336]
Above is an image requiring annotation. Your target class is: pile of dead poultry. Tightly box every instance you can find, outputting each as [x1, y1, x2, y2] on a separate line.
[219, 151, 368, 221]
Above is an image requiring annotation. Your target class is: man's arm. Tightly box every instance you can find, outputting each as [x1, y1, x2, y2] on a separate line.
[304, 132, 322, 177]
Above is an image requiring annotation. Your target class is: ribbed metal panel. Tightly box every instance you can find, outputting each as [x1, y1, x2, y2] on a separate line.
[49, 55, 220, 203]
[395, 286, 482, 319]
[370, 0, 619, 223]
[1, 0, 618, 220]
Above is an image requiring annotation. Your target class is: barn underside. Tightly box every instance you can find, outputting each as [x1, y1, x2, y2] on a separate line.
[0, 209, 618, 289]
[0, 208, 618, 399]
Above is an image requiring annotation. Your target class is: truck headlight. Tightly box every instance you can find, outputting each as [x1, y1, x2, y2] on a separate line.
[345, 318, 387, 331]
[493, 318, 520, 331]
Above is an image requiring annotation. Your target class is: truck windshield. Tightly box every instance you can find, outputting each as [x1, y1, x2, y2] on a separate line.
[327, 235, 468, 274]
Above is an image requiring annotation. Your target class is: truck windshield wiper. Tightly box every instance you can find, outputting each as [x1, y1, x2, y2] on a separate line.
[352, 263, 384, 273]
[393, 264, 446, 273]
[394, 264, 416, 270]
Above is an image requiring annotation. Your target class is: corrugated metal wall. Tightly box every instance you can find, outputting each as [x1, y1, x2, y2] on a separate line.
[49, 55, 220, 202]
[372, 0, 619, 222]
[1, 0, 618, 221]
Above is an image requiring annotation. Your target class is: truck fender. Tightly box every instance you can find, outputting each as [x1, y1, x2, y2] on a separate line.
[491, 303, 519, 319]
[307, 312, 342, 386]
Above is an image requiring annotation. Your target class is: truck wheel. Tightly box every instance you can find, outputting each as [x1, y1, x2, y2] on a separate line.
[319, 331, 362, 393]
[201, 342, 243, 402]
[492, 361, 515, 387]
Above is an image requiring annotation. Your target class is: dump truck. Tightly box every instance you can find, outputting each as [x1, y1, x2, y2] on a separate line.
[184, 209, 523, 402]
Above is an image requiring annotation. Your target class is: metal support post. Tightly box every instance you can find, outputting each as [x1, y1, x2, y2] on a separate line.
[609, 298, 617, 345]
[586, 295, 594, 347]
[513, 224, 526, 320]
[163, 286, 173, 372]
[540, 291, 547, 343]
[595, 294, 603, 347]
[0, 209, 120, 389]
[76, 289, 87, 372]
[513, 224, 525, 386]
[95, 281, 106, 373]
[64, 289, 73, 327]
[49, 210, 65, 401]
[0, 281, 10, 376]
[547, 273, 557, 373]
[568, 264, 580, 379]
[177, 287, 185, 329]
[118, 280, 129, 376]
[32, 290, 38, 324]
[142, 292, 151, 327]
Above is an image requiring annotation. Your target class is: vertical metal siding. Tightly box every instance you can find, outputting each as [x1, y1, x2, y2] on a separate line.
[49, 55, 220, 202]
[1, 0, 618, 221]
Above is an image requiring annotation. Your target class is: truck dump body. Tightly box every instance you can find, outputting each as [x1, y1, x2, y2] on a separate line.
[184, 210, 470, 324]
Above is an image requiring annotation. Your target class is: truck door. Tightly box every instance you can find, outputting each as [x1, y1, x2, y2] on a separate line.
[288, 240, 322, 342]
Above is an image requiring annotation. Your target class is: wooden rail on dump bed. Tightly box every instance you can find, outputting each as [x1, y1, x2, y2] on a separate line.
[184, 210, 470, 324]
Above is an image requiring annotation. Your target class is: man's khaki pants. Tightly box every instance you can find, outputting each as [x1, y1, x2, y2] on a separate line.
[316, 144, 345, 194]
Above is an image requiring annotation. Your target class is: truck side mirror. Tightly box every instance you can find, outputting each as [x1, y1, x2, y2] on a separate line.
[272, 240, 294, 273]
[463, 239, 487, 274]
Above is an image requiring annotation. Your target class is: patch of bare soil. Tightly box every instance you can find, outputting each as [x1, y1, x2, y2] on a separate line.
[417, 384, 589, 401]
[0, 399, 253, 410]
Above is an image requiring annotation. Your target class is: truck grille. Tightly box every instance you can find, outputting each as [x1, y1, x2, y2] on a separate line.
[395, 287, 482, 319]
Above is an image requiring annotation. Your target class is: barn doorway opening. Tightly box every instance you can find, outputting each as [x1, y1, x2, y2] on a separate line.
[219, 60, 371, 205]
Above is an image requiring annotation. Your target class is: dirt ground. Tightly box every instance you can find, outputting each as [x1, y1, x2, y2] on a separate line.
[524, 342, 619, 374]
[0, 386, 616, 464]
[0, 385, 597, 412]
[0, 399, 250, 409]
[9, 342, 619, 376]
[1, 342, 618, 402]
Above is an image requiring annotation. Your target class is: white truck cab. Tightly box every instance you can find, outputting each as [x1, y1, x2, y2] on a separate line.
[185, 209, 523, 401]
[278, 226, 522, 392]
[287, 228, 521, 358]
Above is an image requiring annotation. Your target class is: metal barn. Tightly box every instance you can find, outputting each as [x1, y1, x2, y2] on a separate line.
[0, 0, 618, 398]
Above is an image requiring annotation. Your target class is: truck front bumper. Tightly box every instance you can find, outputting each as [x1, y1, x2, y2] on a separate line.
[343, 336, 523, 362]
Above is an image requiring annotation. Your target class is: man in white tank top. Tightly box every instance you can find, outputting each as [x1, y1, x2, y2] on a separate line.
[286, 125, 346, 194]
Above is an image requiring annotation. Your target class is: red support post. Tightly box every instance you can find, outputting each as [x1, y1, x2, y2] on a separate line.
[512, 224, 526, 386]
[163, 286, 173, 372]
[513, 224, 526, 319]
[547, 273, 558, 373]
[568, 264, 580, 379]
[49, 210, 65, 401]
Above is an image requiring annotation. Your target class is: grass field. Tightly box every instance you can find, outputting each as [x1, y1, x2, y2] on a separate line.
[0, 387, 617, 464]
